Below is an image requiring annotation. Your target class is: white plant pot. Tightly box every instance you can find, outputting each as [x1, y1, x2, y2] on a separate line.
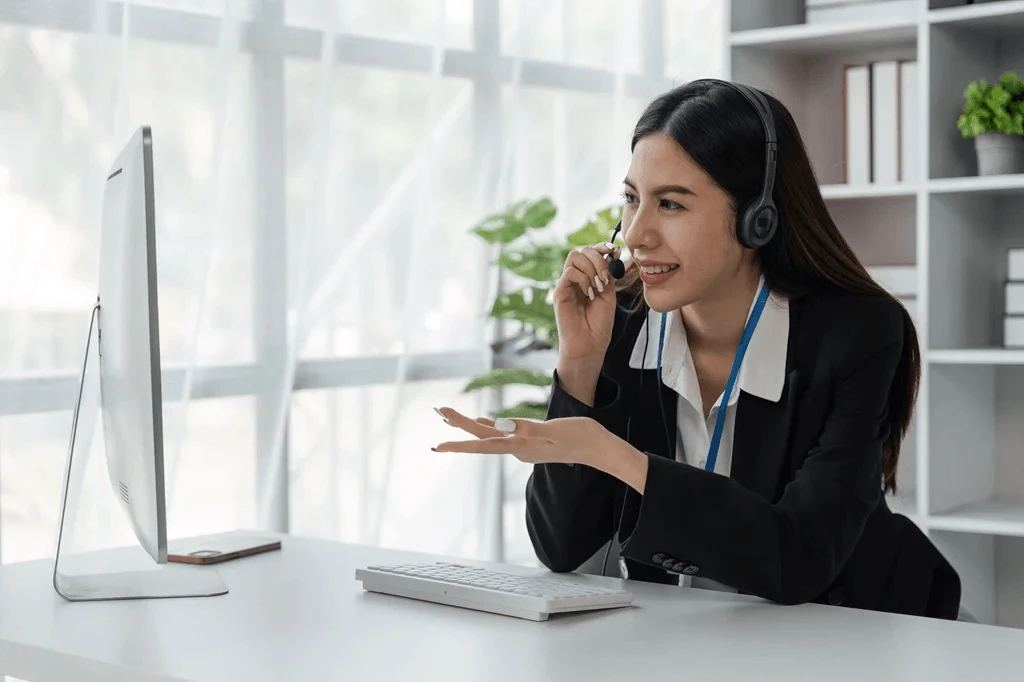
[974, 133, 1024, 176]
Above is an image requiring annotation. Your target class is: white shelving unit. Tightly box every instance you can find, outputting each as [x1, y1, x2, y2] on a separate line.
[730, 0, 1024, 629]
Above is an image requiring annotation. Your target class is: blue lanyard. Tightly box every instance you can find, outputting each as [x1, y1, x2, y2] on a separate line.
[656, 281, 771, 472]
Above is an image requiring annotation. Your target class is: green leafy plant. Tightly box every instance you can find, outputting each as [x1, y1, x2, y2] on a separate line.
[957, 70, 1024, 139]
[462, 197, 621, 419]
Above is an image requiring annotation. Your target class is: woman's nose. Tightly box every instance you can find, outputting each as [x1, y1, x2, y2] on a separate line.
[623, 212, 654, 252]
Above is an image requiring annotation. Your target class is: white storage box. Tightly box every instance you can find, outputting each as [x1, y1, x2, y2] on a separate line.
[1007, 282, 1024, 315]
[868, 265, 917, 297]
[1005, 316, 1024, 348]
[1009, 248, 1024, 281]
[806, 0, 916, 24]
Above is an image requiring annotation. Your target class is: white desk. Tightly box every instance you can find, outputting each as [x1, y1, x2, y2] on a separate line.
[2, 534, 1022, 682]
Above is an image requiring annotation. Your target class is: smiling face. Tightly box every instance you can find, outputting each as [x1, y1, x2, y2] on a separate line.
[621, 132, 758, 313]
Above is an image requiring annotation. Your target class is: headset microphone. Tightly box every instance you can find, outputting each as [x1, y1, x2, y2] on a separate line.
[607, 220, 626, 279]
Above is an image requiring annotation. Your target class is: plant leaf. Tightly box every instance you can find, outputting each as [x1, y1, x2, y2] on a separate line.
[496, 244, 568, 282]
[470, 197, 556, 244]
[999, 70, 1024, 97]
[964, 80, 989, 111]
[471, 213, 528, 244]
[988, 85, 1012, 112]
[595, 205, 623, 233]
[567, 206, 622, 248]
[493, 402, 548, 420]
[567, 219, 609, 247]
[463, 369, 552, 393]
[489, 287, 556, 331]
[521, 197, 558, 228]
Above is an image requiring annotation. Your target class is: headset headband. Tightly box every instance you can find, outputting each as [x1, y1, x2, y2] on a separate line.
[706, 79, 777, 205]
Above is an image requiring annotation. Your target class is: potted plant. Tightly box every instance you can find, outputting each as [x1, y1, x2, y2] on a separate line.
[462, 197, 621, 419]
[956, 70, 1024, 176]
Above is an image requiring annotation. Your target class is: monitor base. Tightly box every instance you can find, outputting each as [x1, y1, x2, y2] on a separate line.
[54, 563, 228, 602]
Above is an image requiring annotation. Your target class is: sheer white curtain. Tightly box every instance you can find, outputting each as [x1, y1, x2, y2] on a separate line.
[0, 0, 725, 566]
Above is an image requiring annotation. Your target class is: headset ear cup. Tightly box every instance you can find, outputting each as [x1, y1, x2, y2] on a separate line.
[740, 199, 778, 249]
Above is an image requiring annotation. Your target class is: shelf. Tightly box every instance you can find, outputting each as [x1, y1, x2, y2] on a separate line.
[821, 183, 918, 200]
[928, 174, 1024, 196]
[729, 17, 917, 53]
[728, 0, 1024, 630]
[929, 0, 1024, 33]
[928, 349, 1024, 365]
[929, 498, 1024, 537]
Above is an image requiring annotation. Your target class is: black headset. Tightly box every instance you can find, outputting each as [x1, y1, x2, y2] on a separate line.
[607, 79, 779, 280]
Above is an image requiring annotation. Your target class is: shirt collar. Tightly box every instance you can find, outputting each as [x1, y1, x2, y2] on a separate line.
[627, 276, 790, 408]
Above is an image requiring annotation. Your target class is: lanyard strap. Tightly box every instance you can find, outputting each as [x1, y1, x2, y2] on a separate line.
[657, 281, 771, 472]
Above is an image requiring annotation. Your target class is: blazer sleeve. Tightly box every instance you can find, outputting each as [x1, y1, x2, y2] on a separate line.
[524, 318, 635, 572]
[616, 323, 904, 605]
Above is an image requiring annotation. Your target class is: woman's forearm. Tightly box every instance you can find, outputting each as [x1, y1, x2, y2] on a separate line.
[591, 432, 649, 494]
[554, 356, 603, 407]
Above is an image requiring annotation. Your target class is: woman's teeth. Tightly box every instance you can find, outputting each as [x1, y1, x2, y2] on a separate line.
[641, 264, 679, 274]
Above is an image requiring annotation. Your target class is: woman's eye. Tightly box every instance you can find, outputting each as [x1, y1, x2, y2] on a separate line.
[660, 199, 682, 210]
[622, 192, 639, 204]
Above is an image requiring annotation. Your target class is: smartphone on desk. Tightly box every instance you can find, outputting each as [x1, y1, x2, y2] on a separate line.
[167, 532, 281, 565]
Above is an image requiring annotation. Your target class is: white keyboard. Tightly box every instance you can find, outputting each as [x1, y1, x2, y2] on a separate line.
[355, 562, 633, 621]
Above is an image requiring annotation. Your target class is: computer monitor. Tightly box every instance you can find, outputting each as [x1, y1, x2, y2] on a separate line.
[97, 124, 167, 564]
[52, 126, 227, 601]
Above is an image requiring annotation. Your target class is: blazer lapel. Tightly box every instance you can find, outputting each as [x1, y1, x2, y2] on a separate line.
[731, 369, 802, 502]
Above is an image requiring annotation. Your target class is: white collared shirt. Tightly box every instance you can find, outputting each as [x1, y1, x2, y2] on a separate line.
[627, 275, 790, 591]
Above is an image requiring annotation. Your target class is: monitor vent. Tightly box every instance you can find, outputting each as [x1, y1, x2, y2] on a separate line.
[118, 481, 130, 505]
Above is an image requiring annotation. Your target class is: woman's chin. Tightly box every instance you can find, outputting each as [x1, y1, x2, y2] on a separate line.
[642, 287, 689, 313]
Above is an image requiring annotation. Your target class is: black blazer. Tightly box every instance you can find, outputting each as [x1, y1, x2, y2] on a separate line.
[525, 286, 961, 619]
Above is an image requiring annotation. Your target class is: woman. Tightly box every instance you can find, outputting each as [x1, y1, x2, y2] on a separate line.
[432, 79, 961, 618]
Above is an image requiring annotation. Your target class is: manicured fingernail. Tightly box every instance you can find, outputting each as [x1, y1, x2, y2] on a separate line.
[594, 275, 604, 293]
[494, 418, 516, 433]
[430, 446, 440, 452]
[588, 286, 594, 300]
[433, 407, 451, 424]
[604, 242, 615, 249]
[602, 270, 610, 285]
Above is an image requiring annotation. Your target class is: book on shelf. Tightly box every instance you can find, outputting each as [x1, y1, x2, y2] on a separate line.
[844, 64, 871, 184]
[899, 61, 917, 183]
[842, 59, 918, 184]
[872, 61, 899, 184]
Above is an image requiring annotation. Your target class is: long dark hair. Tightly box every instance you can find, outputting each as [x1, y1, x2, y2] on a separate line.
[618, 80, 919, 494]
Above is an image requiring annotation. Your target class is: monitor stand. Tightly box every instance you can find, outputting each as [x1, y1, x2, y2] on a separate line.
[52, 302, 228, 602]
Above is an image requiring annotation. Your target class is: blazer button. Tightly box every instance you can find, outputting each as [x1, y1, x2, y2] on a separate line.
[671, 561, 685, 573]
[661, 558, 676, 570]
[652, 553, 666, 563]
[829, 587, 847, 606]
[682, 564, 699, 575]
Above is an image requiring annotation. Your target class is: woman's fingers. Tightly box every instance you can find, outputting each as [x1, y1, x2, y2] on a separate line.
[435, 407, 503, 439]
[431, 435, 552, 455]
[578, 246, 613, 292]
[558, 266, 599, 301]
